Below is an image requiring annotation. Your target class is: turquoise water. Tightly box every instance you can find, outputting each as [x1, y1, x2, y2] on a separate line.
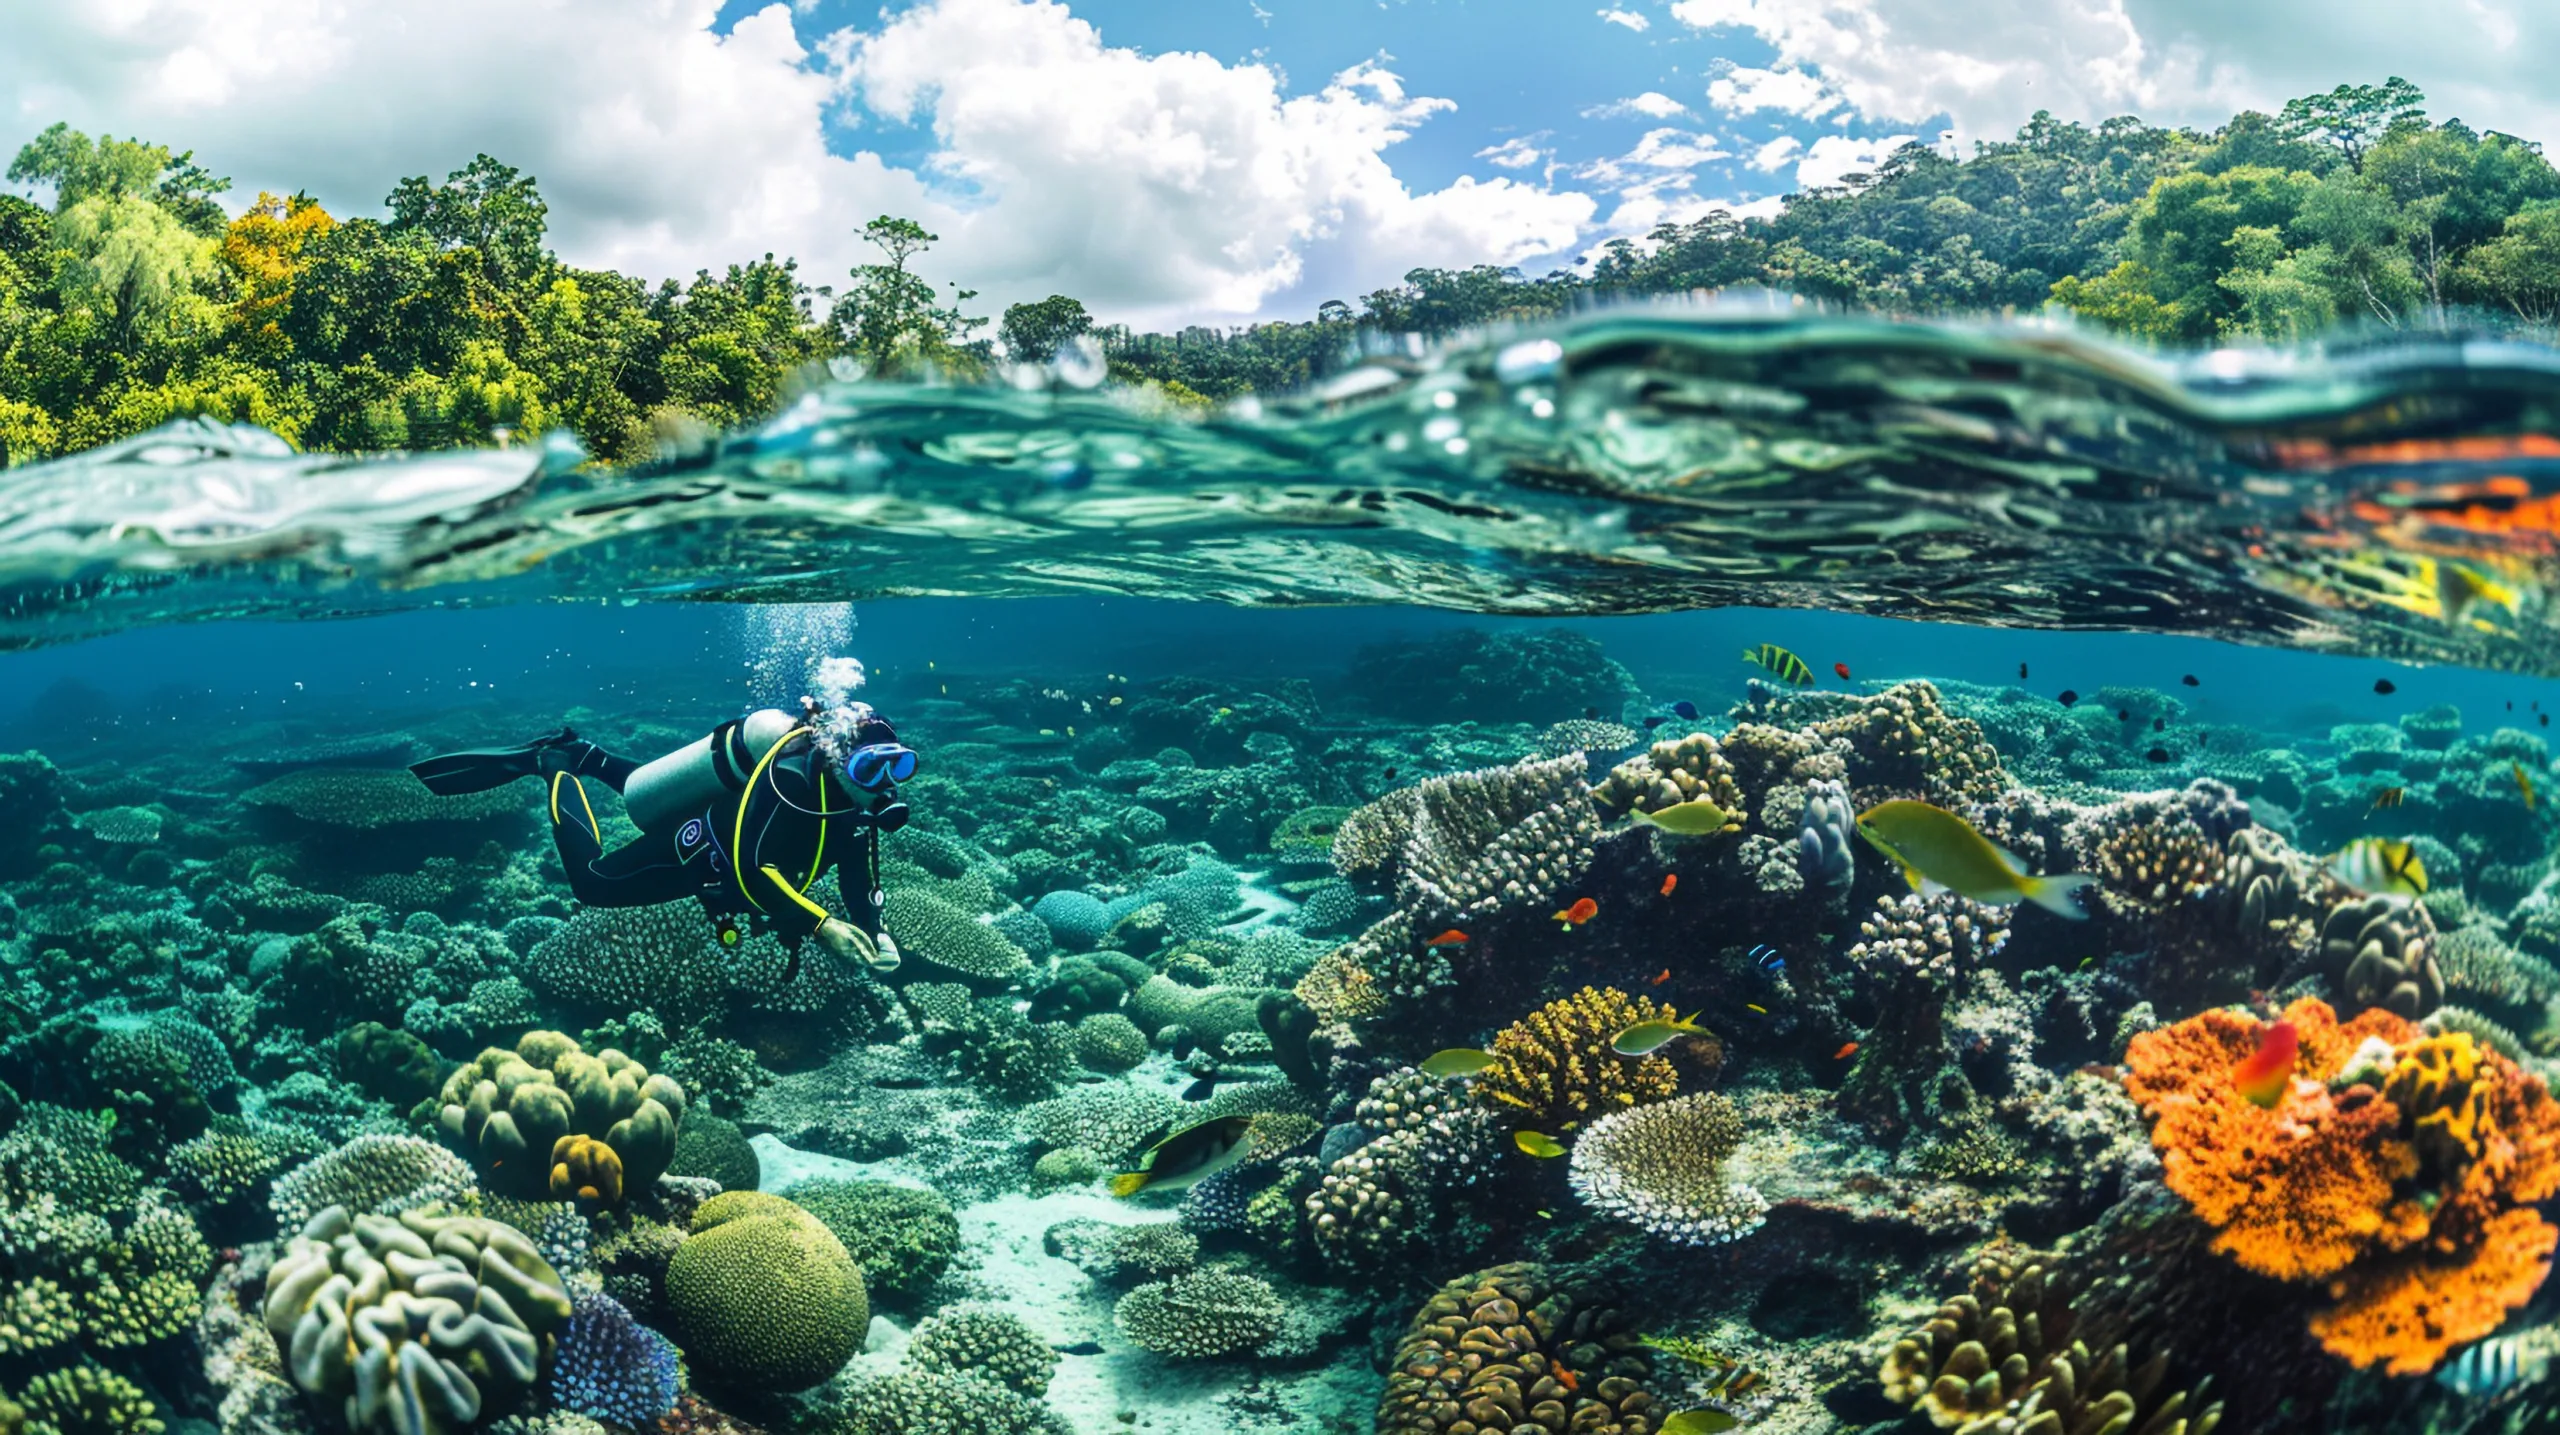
[10, 310, 2560, 1435]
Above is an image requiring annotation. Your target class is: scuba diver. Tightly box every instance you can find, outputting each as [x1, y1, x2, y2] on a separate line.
[409, 697, 911, 977]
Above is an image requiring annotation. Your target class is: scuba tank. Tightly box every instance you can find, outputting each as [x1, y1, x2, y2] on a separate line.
[623, 709, 802, 835]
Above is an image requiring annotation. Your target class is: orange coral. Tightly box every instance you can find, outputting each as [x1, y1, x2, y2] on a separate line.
[2308, 1208, 2560, 1375]
[2125, 997, 2560, 1373]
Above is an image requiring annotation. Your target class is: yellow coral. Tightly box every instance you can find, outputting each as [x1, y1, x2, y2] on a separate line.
[2386, 1033, 2492, 1167]
[1476, 986, 1681, 1131]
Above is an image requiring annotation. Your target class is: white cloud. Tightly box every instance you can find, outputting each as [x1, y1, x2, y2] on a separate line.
[1750, 135, 1804, 172]
[1477, 136, 1547, 169]
[838, 0, 1592, 320]
[1707, 65, 1842, 119]
[1598, 7, 1652, 30]
[1794, 133, 1913, 188]
[1584, 92, 1692, 120]
[0, 0, 1597, 327]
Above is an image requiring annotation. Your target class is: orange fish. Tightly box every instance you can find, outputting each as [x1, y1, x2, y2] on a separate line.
[2231, 1019, 2298, 1109]
[1833, 1042, 1860, 1061]
[1648, 968, 1671, 985]
[1553, 897, 1598, 927]
[1425, 930, 1470, 947]
[1659, 873, 1678, 897]
[1833, 661, 1852, 681]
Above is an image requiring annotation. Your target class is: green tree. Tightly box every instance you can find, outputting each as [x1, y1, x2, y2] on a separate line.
[2453, 204, 2560, 322]
[2277, 78, 2429, 171]
[386, 155, 553, 294]
[50, 192, 215, 349]
[998, 294, 1093, 363]
[829, 217, 983, 375]
[6, 122, 231, 234]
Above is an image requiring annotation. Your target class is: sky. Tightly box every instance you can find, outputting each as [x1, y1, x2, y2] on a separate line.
[2, 0, 2557, 331]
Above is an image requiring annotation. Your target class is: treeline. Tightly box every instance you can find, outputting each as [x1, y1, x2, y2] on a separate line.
[4, 78, 2559, 463]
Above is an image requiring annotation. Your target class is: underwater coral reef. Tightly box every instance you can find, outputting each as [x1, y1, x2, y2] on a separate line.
[3, 624, 2560, 1435]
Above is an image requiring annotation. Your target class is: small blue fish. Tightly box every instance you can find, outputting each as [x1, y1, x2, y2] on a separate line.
[1671, 700, 1701, 720]
[1643, 715, 1667, 729]
[1750, 944, 1784, 975]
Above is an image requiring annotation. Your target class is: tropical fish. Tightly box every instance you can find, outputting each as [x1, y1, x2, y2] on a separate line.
[1643, 716, 1667, 729]
[1383, 767, 1399, 781]
[2518, 761, 2538, 810]
[1743, 644, 1813, 686]
[2018, 662, 2029, 679]
[1660, 873, 1678, 897]
[1632, 799, 1733, 836]
[2375, 678, 2398, 695]
[1649, 968, 1671, 985]
[1514, 1131, 1567, 1158]
[2181, 674, 2200, 686]
[2327, 837, 2428, 897]
[1613, 1011, 1713, 1056]
[1109, 1115, 1255, 1197]
[1834, 1042, 1860, 1061]
[1751, 944, 1783, 974]
[1425, 929, 1470, 947]
[1660, 1413, 1741, 1435]
[2117, 709, 2130, 723]
[1420, 1048, 1501, 1078]
[2152, 717, 2165, 731]
[2370, 786, 2406, 813]
[1671, 700, 1701, 720]
[2057, 689, 2078, 706]
[1553, 896, 1599, 927]
[1833, 661, 1852, 680]
[1854, 799, 2094, 919]
[2231, 1019, 2298, 1109]
[1180, 1073, 1222, 1102]
[2436, 560, 2520, 626]
[2436, 1332, 2553, 1398]
[1744, 1003, 1768, 1015]
[2544, 714, 2552, 728]
[2145, 747, 2171, 763]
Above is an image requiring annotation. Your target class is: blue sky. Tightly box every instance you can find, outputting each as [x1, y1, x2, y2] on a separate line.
[5, 0, 2559, 328]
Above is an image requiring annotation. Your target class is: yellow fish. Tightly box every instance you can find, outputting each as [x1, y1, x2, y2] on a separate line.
[1420, 1048, 1500, 1078]
[1630, 798, 1733, 836]
[2518, 762, 2538, 811]
[1613, 1012, 1712, 1056]
[1743, 643, 1814, 686]
[2436, 559, 2520, 627]
[2326, 837, 2428, 898]
[1855, 799, 2092, 919]
[1514, 1131, 1567, 1158]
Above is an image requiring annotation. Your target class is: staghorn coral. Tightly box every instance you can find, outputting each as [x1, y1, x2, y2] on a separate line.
[1846, 892, 2011, 988]
[2125, 997, 2560, 1374]
[2317, 893, 2443, 1019]
[665, 1191, 869, 1392]
[1333, 753, 1602, 924]
[1376, 1262, 1657, 1435]
[269, 1135, 477, 1231]
[433, 1031, 686, 1201]
[1476, 987, 1684, 1132]
[1566, 1093, 1766, 1247]
[908, 1302, 1058, 1397]
[1592, 731, 1746, 825]
[262, 1204, 575, 1435]
[1112, 1269, 1285, 1359]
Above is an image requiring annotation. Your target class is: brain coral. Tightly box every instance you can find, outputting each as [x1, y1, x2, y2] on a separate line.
[1376, 1262, 1656, 1435]
[434, 1031, 687, 1202]
[2125, 996, 2560, 1374]
[263, 1205, 575, 1435]
[665, 1191, 869, 1390]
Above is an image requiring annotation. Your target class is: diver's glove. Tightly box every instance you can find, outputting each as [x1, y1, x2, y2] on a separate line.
[816, 918, 899, 975]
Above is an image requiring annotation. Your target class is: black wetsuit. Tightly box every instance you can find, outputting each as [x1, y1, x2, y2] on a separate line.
[543, 721, 882, 949]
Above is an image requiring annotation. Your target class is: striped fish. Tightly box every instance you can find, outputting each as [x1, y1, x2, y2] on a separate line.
[2436, 1333, 2550, 1398]
[1743, 644, 1814, 686]
[2369, 786, 2405, 814]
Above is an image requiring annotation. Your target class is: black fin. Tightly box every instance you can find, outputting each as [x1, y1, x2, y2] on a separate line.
[407, 728, 578, 795]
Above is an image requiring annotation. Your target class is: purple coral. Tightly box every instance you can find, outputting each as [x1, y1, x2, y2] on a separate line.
[549, 1288, 681, 1428]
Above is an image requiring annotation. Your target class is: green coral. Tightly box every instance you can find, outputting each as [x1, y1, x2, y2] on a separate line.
[263, 1205, 574, 1435]
[822, 1369, 1072, 1435]
[883, 889, 1033, 989]
[520, 906, 730, 1029]
[243, 767, 525, 829]
[334, 1021, 444, 1107]
[270, 1134, 477, 1230]
[17, 1364, 162, 1435]
[0, 1107, 137, 1215]
[664, 1191, 869, 1391]
[667, 1112, 761, 1192]
[433, 1031, 687, 1200]
[1020, 1085, 1179, 1167]
[908, 1302, 1058, 1397]
[1113, 1269, 1285, 1359]
[1070, 1014, 1150, 1073]
[779, 1180, 959, 1301]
